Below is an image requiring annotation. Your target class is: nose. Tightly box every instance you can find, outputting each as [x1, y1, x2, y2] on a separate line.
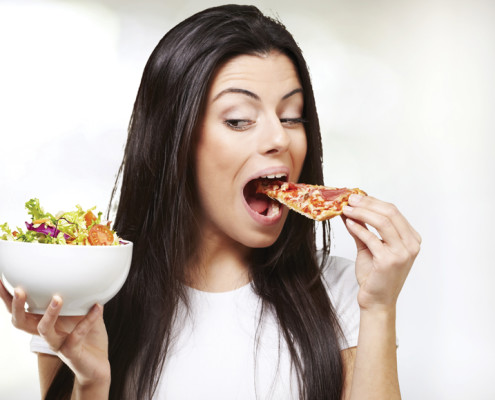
[258, 116, 291, 155]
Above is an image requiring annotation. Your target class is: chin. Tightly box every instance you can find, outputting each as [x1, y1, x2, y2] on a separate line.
[246, 236, 279, 249]
[240, 223, 285, 249]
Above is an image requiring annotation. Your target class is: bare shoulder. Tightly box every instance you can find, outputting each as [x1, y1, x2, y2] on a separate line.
[38, 353, 62, 398]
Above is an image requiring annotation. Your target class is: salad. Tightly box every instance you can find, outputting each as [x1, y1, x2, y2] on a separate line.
[1, 198, 122, 246]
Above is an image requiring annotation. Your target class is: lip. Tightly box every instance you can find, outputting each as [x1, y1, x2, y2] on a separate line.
[241, 166, 290, 188]
[241, 166, 289, 226]
[242, 199, 284, 226]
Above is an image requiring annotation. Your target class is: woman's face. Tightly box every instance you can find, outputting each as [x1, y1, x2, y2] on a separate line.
[195, 51, 307, 250]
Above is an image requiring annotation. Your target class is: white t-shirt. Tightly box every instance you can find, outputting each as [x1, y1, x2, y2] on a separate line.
[31, 255, 360, 399]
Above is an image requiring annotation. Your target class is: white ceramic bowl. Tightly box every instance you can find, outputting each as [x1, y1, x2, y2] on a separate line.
[0, 240, 133, 315]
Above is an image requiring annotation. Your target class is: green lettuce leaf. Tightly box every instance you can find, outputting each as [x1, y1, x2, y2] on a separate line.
[0, 222, 15, 241]
[25, 198, 56, 223]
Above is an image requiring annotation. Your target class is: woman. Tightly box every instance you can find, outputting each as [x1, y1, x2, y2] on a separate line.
[0, 5, 420, 399]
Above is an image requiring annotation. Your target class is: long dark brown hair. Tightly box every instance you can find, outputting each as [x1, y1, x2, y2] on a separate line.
[46, 5, 343, 399]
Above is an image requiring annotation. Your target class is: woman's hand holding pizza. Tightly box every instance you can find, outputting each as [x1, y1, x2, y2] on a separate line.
[342, 194, 421, 312]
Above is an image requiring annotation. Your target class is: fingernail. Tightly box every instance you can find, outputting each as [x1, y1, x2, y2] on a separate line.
[349, 194, 362, 205]
[51, 296, 60, 308]
[343, 205, 352, 213]
[346, 218, 355, 226]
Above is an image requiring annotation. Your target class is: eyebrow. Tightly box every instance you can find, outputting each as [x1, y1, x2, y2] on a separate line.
[212, 87, 303, 102]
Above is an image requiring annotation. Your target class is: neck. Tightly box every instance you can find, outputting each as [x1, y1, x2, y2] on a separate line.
[186, 232, 251, 292]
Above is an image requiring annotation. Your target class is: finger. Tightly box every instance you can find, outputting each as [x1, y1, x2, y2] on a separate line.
[348, 195, 421, 249]
[0, 280, 13, 313]
[409, 226, 422, 247]
[341, 215, 367, 252]
[37, 295, 66, 351]
[350, 195, 421, 243]
[345, 217, 384, 256]
[9, 287, 43, 334]
[60, 304, 103, 356]
[343, 204, 403, 249]
[11, 288, 30, 332]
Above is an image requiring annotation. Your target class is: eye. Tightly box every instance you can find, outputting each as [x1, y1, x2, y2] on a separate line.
[280, 117, 307, 127]
[224, 119, 254, 131]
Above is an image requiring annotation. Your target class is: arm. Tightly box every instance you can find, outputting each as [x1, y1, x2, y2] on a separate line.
[341, 347, 356, 400]
[341, 194, 421, 399]
[38, 353, 110, 400]
[350, 308, 400, 399]
[340, 312, 399, 400]
[38, 353, 63, 398]
[34, 295, 111, 399]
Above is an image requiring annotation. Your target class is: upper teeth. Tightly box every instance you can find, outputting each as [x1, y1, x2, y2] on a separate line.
[260, 174, 286, 179]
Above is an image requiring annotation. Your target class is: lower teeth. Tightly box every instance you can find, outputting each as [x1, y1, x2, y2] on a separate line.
[268, 202, 280, 217]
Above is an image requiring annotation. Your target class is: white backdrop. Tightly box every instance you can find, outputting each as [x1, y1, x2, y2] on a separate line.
[1, 0, 494, 398]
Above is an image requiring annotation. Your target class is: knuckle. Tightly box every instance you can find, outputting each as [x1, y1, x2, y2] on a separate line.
[376, 215, 391, 229]
[367, 230, 379, 243]
[387, 203, 399, 216]
[373, 251, 387, 265]
[58, 341, 73, 357]
[391, 249, 409, 266]
[384, 203, 399, 218]
[411, 243, 421, 256]
[73, 324, 87, 338]
[400, 254, 410, 266]
[37, 321, 48, 336]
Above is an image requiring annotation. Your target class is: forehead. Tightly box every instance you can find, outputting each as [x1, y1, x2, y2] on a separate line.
[208, 51, 302, 97]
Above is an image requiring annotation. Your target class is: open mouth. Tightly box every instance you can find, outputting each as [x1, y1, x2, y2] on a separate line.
[243, 174, 287, 217]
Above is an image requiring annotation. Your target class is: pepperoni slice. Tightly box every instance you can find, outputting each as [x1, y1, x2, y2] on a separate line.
[88, 224, 114, 246]
[319, 188, 348, 202]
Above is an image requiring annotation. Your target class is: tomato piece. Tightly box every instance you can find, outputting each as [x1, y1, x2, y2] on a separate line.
[88, 224, 114, 246]
[84, 211, 97, 227]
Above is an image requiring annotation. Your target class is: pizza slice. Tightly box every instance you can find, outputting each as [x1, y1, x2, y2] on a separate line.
[256, 180, 367, 221]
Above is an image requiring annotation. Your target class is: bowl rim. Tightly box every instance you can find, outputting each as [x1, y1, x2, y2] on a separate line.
[0, 239, 133, 248]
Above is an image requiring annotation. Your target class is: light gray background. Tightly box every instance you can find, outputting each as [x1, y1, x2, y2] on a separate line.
[1, 0, 494, 398]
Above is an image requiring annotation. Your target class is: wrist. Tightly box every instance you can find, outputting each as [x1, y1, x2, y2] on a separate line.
[359, 304, 397, 318]
[357, 288, 400, 315]
[73, 378, 111, 400]
[358, 305, 397, 340]
[73, 366, 111, 400]
[358, 306, 397, 346]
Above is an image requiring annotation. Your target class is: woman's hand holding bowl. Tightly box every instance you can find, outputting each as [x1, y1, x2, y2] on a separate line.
[0, 281, 111, 396]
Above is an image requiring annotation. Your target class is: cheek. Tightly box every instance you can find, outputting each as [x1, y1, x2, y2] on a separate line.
[292, 132, 308, 177]
[195, 132, 240, 210]
[196, 138, 235, 184]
